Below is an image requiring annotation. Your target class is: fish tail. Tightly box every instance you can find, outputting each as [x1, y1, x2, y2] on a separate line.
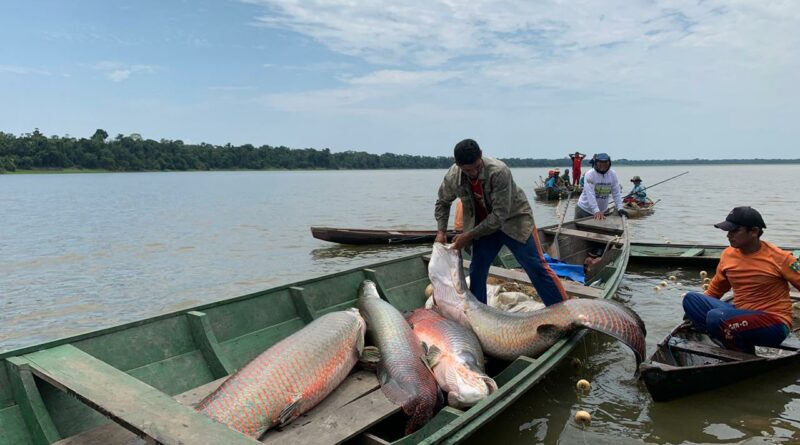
[566, 299, 647, 365]
[404, 396, 437, 435]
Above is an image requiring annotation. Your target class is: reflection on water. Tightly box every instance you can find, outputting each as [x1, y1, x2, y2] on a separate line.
[2, 165, 800, 443]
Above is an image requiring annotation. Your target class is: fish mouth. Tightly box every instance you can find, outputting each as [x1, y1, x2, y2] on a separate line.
[449, 371, 497, 407]
[358, 280, 379, 298]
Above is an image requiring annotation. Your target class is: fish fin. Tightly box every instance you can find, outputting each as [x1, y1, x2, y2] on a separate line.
[420, 356, 434, 374]
[278, 395, 301, 427]
[378, 374, 415, 408]
[425, 345, 443, 367]
[358, 346, 381, 371]
[566, 299, 647, 366]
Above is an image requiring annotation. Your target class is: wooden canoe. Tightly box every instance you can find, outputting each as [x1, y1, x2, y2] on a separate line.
[630, 242, 800, 269]
[533, 186, 582, 201]
[639, 320, 800, 402]
[622, 198, 657, 218]
[311, 227, 460, 245]
[0, 215, 629, 445]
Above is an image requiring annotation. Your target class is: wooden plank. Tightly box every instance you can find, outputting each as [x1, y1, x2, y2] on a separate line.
[23, 345, 258, 445]
[542, 227, 622, 246]
[471, 261, 603, 299]
[574, 215, 624, 234]
[680, 248, 705, 257]
[421, 255, 602, 298]
[260, 371, 398, 445]
[667, 339, 761, 362]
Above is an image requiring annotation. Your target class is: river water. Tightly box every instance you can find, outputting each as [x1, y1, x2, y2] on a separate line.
[2, 164, 799, 444]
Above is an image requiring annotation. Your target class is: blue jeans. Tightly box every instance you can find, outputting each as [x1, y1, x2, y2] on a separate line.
[469, 230, 568, 306]
[682, 292, 789, 352]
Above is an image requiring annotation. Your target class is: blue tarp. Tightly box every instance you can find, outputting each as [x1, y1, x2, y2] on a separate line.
[543, 253, 586, 284]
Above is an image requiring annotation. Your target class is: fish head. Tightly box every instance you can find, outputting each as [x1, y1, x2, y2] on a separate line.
[358, 280, 380, 299]
[428, 243, 473, 327]
[444, 360, 498, 408]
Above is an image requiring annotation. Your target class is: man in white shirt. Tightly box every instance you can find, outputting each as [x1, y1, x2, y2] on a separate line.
[575, 153, 627, 220]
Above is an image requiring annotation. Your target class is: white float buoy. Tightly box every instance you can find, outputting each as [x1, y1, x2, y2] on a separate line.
[702, 284, 709, 290]
[576, 379, 591, 391]
[699, 270, 708, 278]
[703, 277, 711, 284]
[660, 281, 668, 287]
[668, 275, 677, 282]
[575, 410, 592, 426]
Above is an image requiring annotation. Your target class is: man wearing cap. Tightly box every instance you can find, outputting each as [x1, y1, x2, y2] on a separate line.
[624, 176, 647, 205]
[569, 151, 586, 186]
[575, 153, 626, 220]
[434, 139, 569, 306]
[683, 207, 800, 352]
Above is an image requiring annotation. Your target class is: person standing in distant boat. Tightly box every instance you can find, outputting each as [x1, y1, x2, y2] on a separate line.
[434, 139, 569, 306]
[569, 151, 586, 186]
[575, 153, 626, 220]
[683, 207, 800, 352]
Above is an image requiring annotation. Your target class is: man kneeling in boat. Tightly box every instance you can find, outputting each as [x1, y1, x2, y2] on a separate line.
[683, 207, 800, 352]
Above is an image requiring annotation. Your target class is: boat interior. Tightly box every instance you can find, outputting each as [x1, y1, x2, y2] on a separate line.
[0, 217, 628, 445]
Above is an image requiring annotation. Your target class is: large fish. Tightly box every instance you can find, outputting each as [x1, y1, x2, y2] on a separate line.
[428, 243, 647, 364]
[357, 280, 440, 434]
[406, 308, 498, 408]
[197, 309, 365, 438]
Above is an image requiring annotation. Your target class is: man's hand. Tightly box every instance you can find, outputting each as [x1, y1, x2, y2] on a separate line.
[593, 211, 606, 220]
[435, 231, 447, 244]
[617, 209, 628, 217]
[449, 232, 474, 251]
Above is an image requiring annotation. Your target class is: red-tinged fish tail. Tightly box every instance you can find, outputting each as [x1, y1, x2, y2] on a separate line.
[404, 397, 438, 435]
[565, 299, 647, 365]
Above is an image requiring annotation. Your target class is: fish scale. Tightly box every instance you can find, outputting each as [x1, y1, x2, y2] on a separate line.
[357, 280, 440, 434]
[428, 243, 647, 365]
[197, 308, 365, 438]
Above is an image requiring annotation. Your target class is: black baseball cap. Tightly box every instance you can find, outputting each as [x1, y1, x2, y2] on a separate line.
[714, 206, 766, 231]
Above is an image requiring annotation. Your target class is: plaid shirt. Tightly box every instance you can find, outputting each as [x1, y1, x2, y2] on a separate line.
[435, 157, 535, 244]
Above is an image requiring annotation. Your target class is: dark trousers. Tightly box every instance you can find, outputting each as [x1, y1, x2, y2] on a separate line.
[682, 292, 789, 352]
[469, 230, 568, 306]
[574, 206, 593, 219]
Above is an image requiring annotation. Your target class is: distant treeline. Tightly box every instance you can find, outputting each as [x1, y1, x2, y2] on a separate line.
[1, 129, 798, 173]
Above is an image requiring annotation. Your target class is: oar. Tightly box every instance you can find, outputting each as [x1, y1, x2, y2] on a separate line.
[622, 171, 688, 200]
[546, 187, 576, 259]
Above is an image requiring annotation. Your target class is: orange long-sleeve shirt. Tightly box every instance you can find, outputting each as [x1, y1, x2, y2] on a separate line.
[706, 241, 800, 328]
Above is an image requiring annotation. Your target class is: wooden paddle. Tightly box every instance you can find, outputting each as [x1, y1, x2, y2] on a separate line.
[546, 187, 576, 259]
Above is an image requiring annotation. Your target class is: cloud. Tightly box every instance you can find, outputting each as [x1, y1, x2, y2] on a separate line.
[91, 62, 156, 82]
[0, 65, 53, 76]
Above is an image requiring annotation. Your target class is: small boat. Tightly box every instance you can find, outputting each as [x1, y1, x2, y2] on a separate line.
[311, 227, 459, 245]
[533, 186, 582, 201]
[0, 216, 629, 445]
[622, 198, 658, 218]
[630, 242, 800, 269]
[639, 320, 800, 402]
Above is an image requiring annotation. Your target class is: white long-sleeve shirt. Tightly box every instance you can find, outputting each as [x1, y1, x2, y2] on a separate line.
[577, 168, 623, 214]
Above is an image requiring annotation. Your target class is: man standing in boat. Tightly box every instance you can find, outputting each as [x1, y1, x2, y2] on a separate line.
[683, 207, 800, 352]
[574, 153, 627, 220]
[569, 151, 586, 186]
[434, 139, 569, 306]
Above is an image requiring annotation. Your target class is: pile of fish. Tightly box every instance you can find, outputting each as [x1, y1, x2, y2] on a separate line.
[197, 242, 647, 439]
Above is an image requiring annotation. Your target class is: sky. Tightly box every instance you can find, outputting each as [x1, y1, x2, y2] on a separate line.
[1, 1, 798, 160]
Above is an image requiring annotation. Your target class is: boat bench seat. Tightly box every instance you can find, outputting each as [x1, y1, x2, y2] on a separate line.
[680, 248, 705, 257]
[542, 228, 623, 247]
[475, 260, 603, 299]
[24, 344, 259, 445]
[667, 339, 760, 362]
[49, 353, 395, 445]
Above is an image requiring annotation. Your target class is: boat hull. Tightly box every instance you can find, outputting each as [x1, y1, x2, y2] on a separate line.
[311, 227, 459, 245]
[1, 216, 630, 445]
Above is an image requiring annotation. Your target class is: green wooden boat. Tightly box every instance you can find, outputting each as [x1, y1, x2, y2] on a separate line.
[0, 215, 629, 445]
[630, 242, 800, 269]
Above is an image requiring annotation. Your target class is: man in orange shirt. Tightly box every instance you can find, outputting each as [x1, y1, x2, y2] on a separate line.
[683, 207, 800, 352]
